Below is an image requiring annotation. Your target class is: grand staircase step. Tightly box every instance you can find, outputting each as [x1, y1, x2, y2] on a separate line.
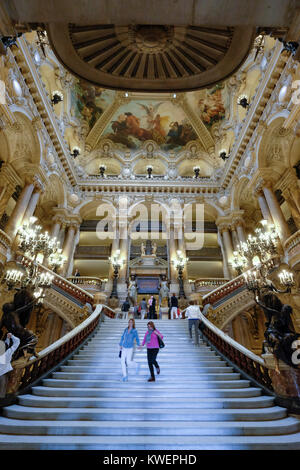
[32, 386, 263, 398]
[3, 404, 287, 421]
[0, 416, 298, 437]
[51, 372, 241, 381]
[2, 433, 300, 450]
[42, 378, 250, 389]
[18, 394, 274, 409]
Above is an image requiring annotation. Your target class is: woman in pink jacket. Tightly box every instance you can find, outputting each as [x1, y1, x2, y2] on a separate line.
[142, 321, 163, 382]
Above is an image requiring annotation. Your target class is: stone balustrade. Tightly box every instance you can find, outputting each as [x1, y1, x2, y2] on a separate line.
[67, 276, 103, 293]
[194, 278, 229, 294]
[284, 229, 300, 269]
[0, 228, 11, 267]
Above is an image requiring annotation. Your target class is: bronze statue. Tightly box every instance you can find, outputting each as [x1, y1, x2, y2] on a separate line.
[0, 288, 38, 360]
[255, 293, 300, 369]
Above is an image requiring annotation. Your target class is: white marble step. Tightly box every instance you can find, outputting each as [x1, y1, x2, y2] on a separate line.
[0, 416, 298, 437]
[59, 365, 233, 373]
[42, 379, 250, 389]
[32, 386, 262, 398]
[51, 372, 241, 381]
[3, 404, 287, 421]
[3, 433, 300, 450]
[18, 394, 275, 409]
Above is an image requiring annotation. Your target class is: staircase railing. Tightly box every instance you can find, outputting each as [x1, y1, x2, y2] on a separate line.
[3, 305, 103, 400]
[199, 309, 273, 392]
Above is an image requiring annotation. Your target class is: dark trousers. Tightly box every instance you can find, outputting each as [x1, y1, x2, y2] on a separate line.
[149, 308, 156, 319]
[147, 348, 159, 378]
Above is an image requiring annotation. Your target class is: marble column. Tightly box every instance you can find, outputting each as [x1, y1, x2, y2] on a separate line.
[21, 188, 41, 224]
[65, 228, 80, 277]
[0, 183, 14, 218]
[256, 189, 272, 223]
[169, 223, 178, 283]
[5, 182, 34, 239]
[262, 182, 291, 241]
[236, 221, 247, 244]
[107, 227, 120, 293]
[282, 187, 300, 230]
[61, 225, 77, 276]
[220, 225, 234, 278]
[50, 220, 62, 240]
[231, 227, 239, 251]
[218, 229, 230, 279]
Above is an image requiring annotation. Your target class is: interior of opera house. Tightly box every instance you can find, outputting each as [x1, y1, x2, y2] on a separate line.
[2, 0, 300, 451]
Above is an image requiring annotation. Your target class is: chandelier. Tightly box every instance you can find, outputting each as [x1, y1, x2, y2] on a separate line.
[232, 219, 295, 295]
[2, 217, 65, 301]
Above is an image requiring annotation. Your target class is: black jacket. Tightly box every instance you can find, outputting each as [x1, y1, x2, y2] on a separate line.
[170, 296, 178, 308]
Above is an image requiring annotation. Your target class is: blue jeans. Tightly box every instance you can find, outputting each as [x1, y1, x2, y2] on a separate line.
[188, 319, 200, 344]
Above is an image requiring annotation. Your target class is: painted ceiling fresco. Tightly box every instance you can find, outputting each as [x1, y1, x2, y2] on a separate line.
[70, 79, 229, 152]
[186, 83, 228, 129]
[70, 80, 115, 132]
[101, 100, 198, 151]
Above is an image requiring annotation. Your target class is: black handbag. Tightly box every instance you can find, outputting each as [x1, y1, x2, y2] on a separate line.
[157, 334, 165, 349]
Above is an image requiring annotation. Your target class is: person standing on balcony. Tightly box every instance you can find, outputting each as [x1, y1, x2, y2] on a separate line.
[141, 321, 163, 382]
[170, 293, 178, 319]
[185, 300, 202, 345]
[119, 318, 141, 382]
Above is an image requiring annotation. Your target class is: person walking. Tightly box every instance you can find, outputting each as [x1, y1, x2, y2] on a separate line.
[149, 296, 156, 319]
[139, 298, 148, 320]
[170, 293, 178, 319]
[119, 318, 141, 382]
[185, 300, 202, 345]
[141, 321, 163, 382]
[120, 297, 130, 320]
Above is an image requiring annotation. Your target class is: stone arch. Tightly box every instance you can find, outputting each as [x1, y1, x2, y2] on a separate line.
[41, 173, 67, 213]
[3, 111, 42, 177]
[231, 176, 251, 210]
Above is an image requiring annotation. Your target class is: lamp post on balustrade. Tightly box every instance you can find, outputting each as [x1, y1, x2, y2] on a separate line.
[109, 250, 124, 299]
[172, 250, 188, 299]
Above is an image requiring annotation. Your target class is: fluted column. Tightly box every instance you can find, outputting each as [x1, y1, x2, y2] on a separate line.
[65, 228, 80, 277]
[5, 182, 34, 239]
[262, 182, 291, 241]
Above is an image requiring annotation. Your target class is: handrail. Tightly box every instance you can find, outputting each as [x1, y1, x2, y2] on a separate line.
[198, 310, 273, 391]
[6, 305, 103, 395]
[202, 273, 246, 306]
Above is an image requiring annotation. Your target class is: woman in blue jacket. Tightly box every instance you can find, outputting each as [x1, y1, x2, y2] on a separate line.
[119, 318, 141, 382]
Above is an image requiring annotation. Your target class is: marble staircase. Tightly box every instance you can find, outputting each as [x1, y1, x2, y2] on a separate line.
[0, 319, 300, 449]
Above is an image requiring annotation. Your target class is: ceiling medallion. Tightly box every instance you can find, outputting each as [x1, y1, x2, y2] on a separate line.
[128, 25, 174, 54]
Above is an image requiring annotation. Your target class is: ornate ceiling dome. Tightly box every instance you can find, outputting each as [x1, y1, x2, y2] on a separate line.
[46, 23, 256, 91]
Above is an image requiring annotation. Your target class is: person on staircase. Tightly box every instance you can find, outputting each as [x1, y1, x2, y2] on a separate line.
[139, 298, 148, 320]
[170, 293, 179, 319]
[148, 296, 157, 319]
[141, 321, 163, 382]
[0, 332, 20, 397]
[121, 297, 131, 320]
[185, 300, 202, 345]
[119, 318, 141, 382]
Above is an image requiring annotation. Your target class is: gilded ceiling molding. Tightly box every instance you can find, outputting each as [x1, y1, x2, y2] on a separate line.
[85, 92, 129, 151]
